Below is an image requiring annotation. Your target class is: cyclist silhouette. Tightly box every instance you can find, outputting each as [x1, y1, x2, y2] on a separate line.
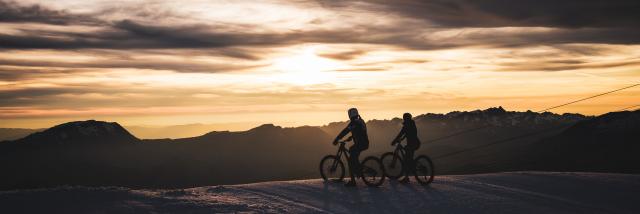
[392, 112, 421, 183]
[333, 108, 370, 187]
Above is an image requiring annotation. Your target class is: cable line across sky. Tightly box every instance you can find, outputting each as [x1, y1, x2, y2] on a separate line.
[425, 83, 639, 160]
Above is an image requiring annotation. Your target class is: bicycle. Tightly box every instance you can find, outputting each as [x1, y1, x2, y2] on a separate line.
[380, 138, 435, 185]
[319, 136, 386, 187]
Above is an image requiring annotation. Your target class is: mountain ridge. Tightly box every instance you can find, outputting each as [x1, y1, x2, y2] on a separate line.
[0, 108, 637, 190]
[3, 107, 589, 143]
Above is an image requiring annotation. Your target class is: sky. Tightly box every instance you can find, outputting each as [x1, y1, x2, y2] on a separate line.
[1, 0, 639, 129]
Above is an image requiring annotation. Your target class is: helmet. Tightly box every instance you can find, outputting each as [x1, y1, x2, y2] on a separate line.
[403, 112, 412, 120]
[348, 108, 359, 119]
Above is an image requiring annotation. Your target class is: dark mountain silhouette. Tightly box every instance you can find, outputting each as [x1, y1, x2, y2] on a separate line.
[522, 110, 640, 173]
[5, 120, 139, 147]
[0, 122, 333, 190]
[1, 107, 638, 191]
[562, 110, 640, 137]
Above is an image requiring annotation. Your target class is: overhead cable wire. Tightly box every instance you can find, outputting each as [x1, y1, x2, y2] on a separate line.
[424, 83, 639, 144]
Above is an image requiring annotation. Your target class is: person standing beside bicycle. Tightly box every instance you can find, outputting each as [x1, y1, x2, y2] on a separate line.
[391, 112, 421, 183]
[333, 108, 370, 187]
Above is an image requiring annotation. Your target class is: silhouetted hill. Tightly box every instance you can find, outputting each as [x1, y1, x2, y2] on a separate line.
[0, 122, 333, 190]
[523, 110, 640, 173]
[563, 110, 640, 137]
[6, 120, 139, 147]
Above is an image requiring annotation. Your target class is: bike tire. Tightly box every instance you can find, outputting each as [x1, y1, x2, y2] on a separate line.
[413, 155, 435, 185]
[319, 155, 345, 182]
[360, 156, 386, 187]
[380, 152, 404, 180]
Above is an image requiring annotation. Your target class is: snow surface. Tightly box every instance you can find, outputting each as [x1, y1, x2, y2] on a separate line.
[1, 172, 639, 213]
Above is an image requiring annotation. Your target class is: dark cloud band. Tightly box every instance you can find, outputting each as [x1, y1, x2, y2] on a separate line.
[0, 0, 99, 25]
[317, 0, 640, 28]
[1, 0, 639, 52]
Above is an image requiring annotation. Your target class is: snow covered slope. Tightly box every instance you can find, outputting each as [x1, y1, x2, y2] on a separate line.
[1, 172, 638, 213]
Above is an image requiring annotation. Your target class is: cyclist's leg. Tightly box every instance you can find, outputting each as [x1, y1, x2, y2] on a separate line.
[349, 145, 362, 178]
[404, 148, 415, 176]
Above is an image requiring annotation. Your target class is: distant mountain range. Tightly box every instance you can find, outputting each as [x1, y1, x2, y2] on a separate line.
[1, 107, 638, 190]
[0, 128, 44, 141]
[0, 123, 253, 141]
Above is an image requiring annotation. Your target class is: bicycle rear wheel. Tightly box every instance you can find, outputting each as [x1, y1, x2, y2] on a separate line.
[360, 156, 386, 187]
[381, 152, 404, 180]
[413, 155, 435, 185]
[319, 155, 345, 182]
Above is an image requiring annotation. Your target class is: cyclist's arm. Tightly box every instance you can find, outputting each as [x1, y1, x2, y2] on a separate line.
[392, 126, 406, 144]
[334, 123, 352, 143]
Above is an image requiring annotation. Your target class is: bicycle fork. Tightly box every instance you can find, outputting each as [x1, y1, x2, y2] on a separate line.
[331, 147, 345, 172]
[390, 147, 404, 167]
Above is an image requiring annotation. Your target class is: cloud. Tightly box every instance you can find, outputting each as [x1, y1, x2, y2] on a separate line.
[0, 57, 265, 74]
[498, 58, 640, 72]
[0, 0, 99, 25]
[317, 0, 640, 28]
[355, 59, 428, 66]
[0, 66, 81, 80]
[334, 67, 388, 72]
[3, 0, 639, 54]
[4, 18, 640, 54]
[311, 0, 640, 49]
[0, 82, 392, 117]
[460, 27, 640, 47]
[0, 19, 353, 50]
[317, 50, 367, 60]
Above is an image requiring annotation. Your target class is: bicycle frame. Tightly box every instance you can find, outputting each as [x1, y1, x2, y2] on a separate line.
[331, 139, 351, 171]
[393, 143, 405, 158]
[390, 142, 405, 165]
[321, 135, 386, 186]
[331, 136, 353, 170]
[383, 138, 434, 185]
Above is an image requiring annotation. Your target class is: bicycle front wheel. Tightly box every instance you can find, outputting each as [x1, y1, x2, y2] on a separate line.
[319, 155, 345, 182]
[381, 152, 404, 180]
[360, 156, 386, 187]
[413, 155, 435, 185]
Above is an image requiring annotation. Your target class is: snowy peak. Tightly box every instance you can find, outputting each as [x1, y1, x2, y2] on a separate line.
[415, 107, 589, 127]
[56, 120, 122, 137]
[11, 120, 139, 146]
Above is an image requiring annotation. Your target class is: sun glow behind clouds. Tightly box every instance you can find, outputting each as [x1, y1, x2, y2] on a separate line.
[272, 45, 343, 85]
[2, 0, 640, 131]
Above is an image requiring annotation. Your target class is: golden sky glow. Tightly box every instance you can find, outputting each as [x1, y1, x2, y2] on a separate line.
[1, 0, 639, 130]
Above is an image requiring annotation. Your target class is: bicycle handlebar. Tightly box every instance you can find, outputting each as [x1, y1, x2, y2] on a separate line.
[341, 136, 353, 143]
[333, 135, 353, 145]
[391, 139, 405, 147]
[392, 135, 407, 145]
